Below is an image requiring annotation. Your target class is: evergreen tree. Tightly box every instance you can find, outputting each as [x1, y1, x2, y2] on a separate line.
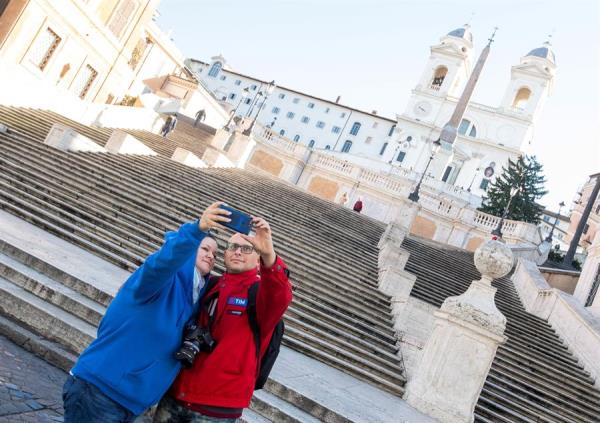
[478, 155, 548, 224]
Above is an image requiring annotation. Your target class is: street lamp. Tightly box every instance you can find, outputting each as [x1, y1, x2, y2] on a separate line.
[244, 80, 275, 136]
[467, 167, 481, 192]
[491, 186, 520, 239]
[545, 201, 566, 243]
[408, 138, 442, 203]
[225, 87, 250, 129]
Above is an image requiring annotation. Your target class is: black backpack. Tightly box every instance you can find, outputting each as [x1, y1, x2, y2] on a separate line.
[247, 282, 285, 390]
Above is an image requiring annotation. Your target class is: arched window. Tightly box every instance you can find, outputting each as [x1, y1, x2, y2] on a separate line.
[458, 119, 477, 137]
[293, 134, 300, 142]
[379, 142, 388, 155]
[396, 151, 406, 162]
[341, 140, 352, 153]
[430, 66, 448, 90]
[387, 125, 396, 137]
[349, 122, 361, 136]
[279, 129, 285, 136]
[512, 87, 531, 110]
[308, 139, 316, 148]
[208, 61, 222, 77]
[325, 145, 331, 150]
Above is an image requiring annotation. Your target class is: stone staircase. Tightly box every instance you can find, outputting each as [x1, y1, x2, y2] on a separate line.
[0, 105, 599, 421]
[0, 107, 406, 421]
[403, 238, 600, 422]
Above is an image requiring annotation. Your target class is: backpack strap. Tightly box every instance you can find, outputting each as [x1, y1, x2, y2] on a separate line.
[247, 282, 261, 370]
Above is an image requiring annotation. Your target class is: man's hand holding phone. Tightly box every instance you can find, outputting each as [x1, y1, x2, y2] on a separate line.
[199, 202, 231, 232]
[241, 217, 276, 268]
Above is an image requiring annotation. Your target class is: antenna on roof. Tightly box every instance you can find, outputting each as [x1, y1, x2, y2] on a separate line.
[545, 28, 556, 46]
[466, 11, 475, 25]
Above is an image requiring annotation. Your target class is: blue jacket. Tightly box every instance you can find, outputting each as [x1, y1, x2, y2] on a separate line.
[72, 221, 208, 415]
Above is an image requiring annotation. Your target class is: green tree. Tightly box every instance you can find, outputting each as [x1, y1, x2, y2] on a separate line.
[478, 155, 548, 224]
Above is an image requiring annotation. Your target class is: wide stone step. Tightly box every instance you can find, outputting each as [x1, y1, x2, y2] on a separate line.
[0, 252, 105, 327]
[0, 275, 95, 354]
[250, 390, 322, 423]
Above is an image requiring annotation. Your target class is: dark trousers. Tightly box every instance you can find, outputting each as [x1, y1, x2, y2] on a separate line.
[153, 396, 238, 423]
[62, 374, 137, 423]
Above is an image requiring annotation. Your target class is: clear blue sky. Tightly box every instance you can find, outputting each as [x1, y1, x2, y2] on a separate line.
[157, 0, 599, 212]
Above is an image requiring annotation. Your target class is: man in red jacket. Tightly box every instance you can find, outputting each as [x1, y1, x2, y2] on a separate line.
[153, 216, 292, 422]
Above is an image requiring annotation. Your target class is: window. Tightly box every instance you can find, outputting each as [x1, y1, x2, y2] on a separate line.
[543, 215, 551, 222]
[325, 107, 330, 113]
[379, 142, 388, 155]
[293, 135, 300, 142]
[388, 125, 396, 137]
[331, 126, 341, 134]
[28, 28, 61, 71]
[208, 62, 222, 77]
[340, 112, 346, 118]
[228, 93, 236, 100]
[272, 107, 280, 114]
[308, 139, 316, 148]
[372, 122, 379, 129]
[341, 140, 352, 153]
[244, 98, 252, 104]
[301, 116, 310, 124]
[406, 136, 413, 142]
[512, 87, 531, 110]
[279, 129, 286, 136]
[73, 64, 98, 99]
[584, 224, 590, 234]
[235, 79, 241, 86]
[396, 151, 406, 162]
[308, 102, 315, 109]
[349, 122, 361, 136]
[316, 121, 325, 129]
[479, 179, 490, 190]
[430, 66, 448, 90]
[220, 75, 227, 81]
[292, 98, 300, 104]
[108, 0, 137, 39]
[442, 166, 453, 182]
[286, 112, 295, 119]
[325, 145, 331, 150]
[366, 136, 373, 144]
[278, 93, 285, 99]
[458, 119, 477, 137]
[251, 84, 257, 90]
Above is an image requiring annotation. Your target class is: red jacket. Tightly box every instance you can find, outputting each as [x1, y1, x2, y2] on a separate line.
[170, 256, 292, 408]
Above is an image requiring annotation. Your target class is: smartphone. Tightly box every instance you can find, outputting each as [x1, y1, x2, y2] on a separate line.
[219, 204, 252, 235]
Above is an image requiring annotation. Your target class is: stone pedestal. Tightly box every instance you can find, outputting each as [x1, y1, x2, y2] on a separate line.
[404, 239, 514, 423]
[44, 123, 106, 153]
[171, 147, 207, 168]
[106, 130, 157, 156]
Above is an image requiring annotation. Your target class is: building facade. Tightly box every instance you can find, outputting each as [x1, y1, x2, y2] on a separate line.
[0, 0, 183, 105]
[187, 25, 556, 205]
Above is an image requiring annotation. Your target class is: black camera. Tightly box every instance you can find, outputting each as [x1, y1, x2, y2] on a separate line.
[174, 324, 217, 368]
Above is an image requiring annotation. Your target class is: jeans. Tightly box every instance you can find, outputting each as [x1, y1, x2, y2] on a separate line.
[62, 375, 137, 423]
[153, 396, 238, 423]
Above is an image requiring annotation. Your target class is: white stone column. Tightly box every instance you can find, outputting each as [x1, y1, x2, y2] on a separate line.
[574, 231, 600, 306]
[404, 239, 514, 423]
[378, 199, 421, 323]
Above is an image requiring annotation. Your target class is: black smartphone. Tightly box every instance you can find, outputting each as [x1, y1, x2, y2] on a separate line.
[219, 204, 252, 235]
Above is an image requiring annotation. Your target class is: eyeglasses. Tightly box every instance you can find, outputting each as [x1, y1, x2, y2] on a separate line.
[226, 242, 255, 254]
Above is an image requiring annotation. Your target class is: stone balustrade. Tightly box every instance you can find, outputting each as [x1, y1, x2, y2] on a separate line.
[251, 125, 542, 247]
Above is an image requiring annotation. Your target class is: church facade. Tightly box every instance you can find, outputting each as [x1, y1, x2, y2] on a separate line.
[187, 25, 556, 205]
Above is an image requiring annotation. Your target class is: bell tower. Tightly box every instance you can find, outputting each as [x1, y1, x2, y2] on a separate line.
[500, 41, 556, 122]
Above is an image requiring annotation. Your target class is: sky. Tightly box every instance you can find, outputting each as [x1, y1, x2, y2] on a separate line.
[156, 0, 600, 213]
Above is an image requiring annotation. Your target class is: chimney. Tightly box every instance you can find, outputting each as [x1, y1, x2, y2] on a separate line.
[335, 95, 341, 103]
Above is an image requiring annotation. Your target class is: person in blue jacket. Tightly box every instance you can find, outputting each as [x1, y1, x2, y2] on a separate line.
[62, 202, 231, 422]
